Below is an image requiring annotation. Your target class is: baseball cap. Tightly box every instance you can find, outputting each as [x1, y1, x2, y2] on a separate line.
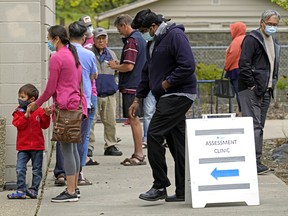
[93, 27, 108, 38]
[157, 14, 171, 22]
[79, 15, 92, 27]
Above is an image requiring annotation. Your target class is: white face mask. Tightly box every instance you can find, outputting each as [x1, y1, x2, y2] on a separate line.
[142, 32, 154, 41]
[87, 26, 93, 35]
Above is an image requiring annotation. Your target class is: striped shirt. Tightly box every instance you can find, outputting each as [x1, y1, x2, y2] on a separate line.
[122, 38, 138, 65]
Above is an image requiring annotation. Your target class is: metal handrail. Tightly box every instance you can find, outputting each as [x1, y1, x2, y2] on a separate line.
[114, 79, 232, 121]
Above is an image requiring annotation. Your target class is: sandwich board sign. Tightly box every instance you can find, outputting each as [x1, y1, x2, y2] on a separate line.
[185, 114, 259, 208]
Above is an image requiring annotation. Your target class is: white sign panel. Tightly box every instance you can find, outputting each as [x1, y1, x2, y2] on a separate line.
[185, 115, 259, 208]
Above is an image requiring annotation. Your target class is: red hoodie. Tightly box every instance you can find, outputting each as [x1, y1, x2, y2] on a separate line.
[12, 107, 50, 151]
[224, 22, 247, 72]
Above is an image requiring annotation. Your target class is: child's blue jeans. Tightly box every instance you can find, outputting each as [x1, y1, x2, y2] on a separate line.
[16, 150, 43, 193]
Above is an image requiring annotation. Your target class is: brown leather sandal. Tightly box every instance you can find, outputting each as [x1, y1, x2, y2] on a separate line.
[86, 157, 100, 166]
[120, 154, 146, 166]
[54, 173, 66, 186]
[78, 178, 93, 186]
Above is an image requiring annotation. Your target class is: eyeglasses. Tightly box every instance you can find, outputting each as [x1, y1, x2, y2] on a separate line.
[263, 22, 278, 27]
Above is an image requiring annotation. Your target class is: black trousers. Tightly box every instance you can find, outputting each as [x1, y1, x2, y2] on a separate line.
[147, 95, 193, 196]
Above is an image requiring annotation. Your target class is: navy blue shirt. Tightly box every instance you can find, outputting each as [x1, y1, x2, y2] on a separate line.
[118, 31, 146, 90]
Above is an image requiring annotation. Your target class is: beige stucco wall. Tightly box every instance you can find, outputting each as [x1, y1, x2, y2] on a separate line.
[100, 0, 288, 30]
[0, 0, 55, 183]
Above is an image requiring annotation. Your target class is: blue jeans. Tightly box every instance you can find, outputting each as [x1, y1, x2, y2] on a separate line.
[16, 150, 43, 192]
[82, 95, 97, 165]
[143, 91, 156, 143]
[53, 118, 89, 178]
[53, 141, 64, 178]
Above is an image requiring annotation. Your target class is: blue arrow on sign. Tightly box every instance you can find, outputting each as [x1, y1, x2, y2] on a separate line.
[211, 168, 239, 180]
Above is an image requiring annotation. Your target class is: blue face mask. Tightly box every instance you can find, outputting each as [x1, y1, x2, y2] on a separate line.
[142, 32, 154, 41]
[18, 99, 30, 111]
[48, 40, 56, 51]
[264, 25, 277, 36]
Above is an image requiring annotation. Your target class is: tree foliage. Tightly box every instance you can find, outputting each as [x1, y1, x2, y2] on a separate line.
[56, 0, 137, 25]
[271, 0, 288, 10]
[271, 0, 288, 25]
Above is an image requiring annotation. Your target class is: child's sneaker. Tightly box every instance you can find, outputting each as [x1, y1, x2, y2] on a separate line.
[7, 190, 26, 199]
[26, 188, 38, 199]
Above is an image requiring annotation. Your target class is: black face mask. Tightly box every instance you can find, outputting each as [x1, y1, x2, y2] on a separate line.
[18, 99, 30, 111]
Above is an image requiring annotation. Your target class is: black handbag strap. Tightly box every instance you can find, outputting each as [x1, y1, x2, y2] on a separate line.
[221, 69, 232, 82]
[221, 69, 225, 80]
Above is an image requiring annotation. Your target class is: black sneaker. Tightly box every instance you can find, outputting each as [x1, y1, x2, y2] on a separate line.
[60, 188, 81, 198]
[104, 146, 123, 156]
[257, 163, 270, 174]
[51, 191, 78, 203]
[75, 188, 80, 198]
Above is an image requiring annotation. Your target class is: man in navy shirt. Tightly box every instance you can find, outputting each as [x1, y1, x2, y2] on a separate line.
[130, 11, 197, 202]
[108, 14, 147, 166]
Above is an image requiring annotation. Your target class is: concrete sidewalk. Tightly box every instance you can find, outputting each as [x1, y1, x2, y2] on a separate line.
[1, 120, 288, 216]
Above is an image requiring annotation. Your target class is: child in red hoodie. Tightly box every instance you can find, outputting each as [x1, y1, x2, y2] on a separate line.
[7, 84, 51, 199]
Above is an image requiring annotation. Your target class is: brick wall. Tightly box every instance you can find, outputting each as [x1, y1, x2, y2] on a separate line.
[0, 0, 55, 183]
[0, 117, 6, 191]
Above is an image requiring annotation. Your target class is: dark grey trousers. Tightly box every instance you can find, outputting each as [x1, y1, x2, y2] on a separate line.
[147, 95, 193, 196]
[239, 89, 271, 163]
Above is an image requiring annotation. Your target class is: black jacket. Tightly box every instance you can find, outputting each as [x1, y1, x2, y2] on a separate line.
[136, 23, 197, 101]
[238, 29, 280, 96]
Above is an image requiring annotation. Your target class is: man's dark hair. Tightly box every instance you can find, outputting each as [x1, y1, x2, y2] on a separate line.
[141, 12, 163, 28]
[69, 21, 87, 39]
[18, 84, 39, 100]
[131, 9, 151, 29]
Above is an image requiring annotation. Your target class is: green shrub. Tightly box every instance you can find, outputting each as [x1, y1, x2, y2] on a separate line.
[195, 62, 222, 80]
[195, 63, 222, 102]
[276, 75, 288, 91]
